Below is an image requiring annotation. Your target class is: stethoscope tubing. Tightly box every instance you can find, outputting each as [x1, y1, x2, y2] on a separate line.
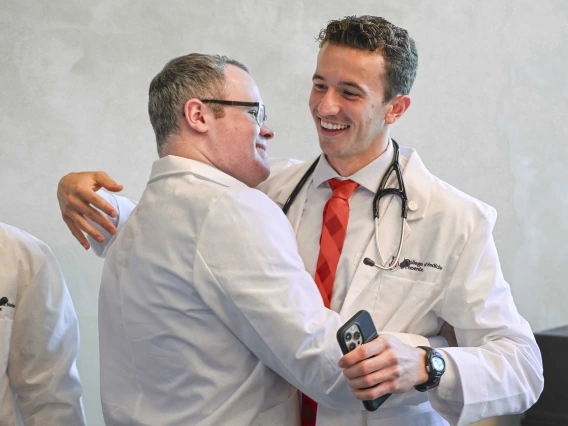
[281, 139, 408, 271]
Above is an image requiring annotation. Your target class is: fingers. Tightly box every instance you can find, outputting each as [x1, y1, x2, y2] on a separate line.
[342, 348, 396, 380]
[62, 215, 90, 250]
[57, 171, 121, 247]
[350, 379, 395, 401]
[72, 187, 118, 223]
[64, 209, 106, 243]
[338, 336, 389, 368]
[62, 185, 117, 235]
[347, 362, 401, 390]
[76, 199, 117, 235]
[93, 171, 123, 193]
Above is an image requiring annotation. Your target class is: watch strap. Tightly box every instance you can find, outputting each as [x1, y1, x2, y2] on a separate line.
[415, 346, 445, 392]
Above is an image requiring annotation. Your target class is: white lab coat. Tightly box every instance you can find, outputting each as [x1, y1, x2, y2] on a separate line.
[98, 156, 362, 426]
[0, 223, 85, 426]
[91, 148, 543, 426]
[258, 146, 544, 426]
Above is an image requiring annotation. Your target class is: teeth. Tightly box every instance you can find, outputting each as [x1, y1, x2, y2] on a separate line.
[321, 120, 349, 130]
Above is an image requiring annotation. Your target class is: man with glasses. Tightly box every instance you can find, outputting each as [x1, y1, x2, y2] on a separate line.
[80, 52, 393, 426]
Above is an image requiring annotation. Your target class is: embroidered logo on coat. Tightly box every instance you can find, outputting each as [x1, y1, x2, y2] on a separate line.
[0, 297, 15, 311]
[399, 259, 443, 272]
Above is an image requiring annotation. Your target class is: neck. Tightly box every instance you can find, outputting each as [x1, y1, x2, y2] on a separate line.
[327, 139, 390, 177]
[161, 136, 215, 167]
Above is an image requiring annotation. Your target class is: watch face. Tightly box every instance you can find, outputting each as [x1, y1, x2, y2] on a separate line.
[432, 356, 445, 372]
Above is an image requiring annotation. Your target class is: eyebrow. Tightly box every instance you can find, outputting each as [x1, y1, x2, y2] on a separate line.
[312, 74, 366, 93]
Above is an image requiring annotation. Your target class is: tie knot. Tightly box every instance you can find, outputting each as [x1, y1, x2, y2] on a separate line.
[328, 178, 359, 200]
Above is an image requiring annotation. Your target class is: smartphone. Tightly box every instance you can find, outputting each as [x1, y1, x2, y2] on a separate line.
[337, 310, 391, 411]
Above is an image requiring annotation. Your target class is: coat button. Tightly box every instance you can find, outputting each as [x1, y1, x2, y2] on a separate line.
[408, 200, 419, 211]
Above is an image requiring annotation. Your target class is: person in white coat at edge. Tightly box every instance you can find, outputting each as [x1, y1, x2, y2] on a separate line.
[57, 16, 544, 426]
[0, 222, 86, 426]
[60, 53, 422, 426]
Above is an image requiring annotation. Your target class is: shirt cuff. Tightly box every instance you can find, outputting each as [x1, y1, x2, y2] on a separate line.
[428, 335, 449, 348]
[432, 348, 463, 402]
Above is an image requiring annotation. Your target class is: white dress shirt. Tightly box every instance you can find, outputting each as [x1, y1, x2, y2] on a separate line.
[295, 142, 395, 314]
[0, 222, 85, 426]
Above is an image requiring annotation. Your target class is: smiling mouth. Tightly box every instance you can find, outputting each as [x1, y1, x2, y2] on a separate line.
[319, 119, 350, 134]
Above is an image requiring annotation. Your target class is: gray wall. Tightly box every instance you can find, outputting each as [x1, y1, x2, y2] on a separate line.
[1, 1, 566, 425]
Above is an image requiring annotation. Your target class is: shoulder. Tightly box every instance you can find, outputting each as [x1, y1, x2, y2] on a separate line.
[267, 157, 304, 175]
[0, 223, 55, 293]
[434, 176, 496, 221]
[0, 223, 52, 266]
[210, 184, 289, 226]
[402, 147, 497, 231]
[200, 184, 297, 251]
[257, 158, 313, 203]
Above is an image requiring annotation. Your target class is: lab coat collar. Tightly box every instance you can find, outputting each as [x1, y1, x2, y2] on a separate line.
[398, 146, 433, 222]
[148, 155, 249, 189]
[311, 140, 395, 194]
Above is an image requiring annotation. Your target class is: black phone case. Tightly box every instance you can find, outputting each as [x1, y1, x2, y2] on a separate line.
[336, 310, 391, 412]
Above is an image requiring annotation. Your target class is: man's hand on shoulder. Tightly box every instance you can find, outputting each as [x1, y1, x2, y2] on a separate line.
[338, 334, 428, 401]
[57, 171, 123, 249]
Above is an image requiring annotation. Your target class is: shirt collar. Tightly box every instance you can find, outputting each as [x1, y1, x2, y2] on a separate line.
[148, 155, 248, 189]
[311, 140, 395, 193]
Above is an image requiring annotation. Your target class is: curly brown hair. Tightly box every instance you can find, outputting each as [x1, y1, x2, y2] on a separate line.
[316, 16, 418, 102]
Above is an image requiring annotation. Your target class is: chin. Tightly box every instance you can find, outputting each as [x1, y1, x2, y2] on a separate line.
[320, 142, 348, 158]
[244, 165, 270, 188]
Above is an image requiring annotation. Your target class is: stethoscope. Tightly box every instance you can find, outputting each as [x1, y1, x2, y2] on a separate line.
[282, 139, 408, 271]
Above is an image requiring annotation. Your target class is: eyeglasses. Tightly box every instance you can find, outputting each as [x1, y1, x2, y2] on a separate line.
[201, 100, 267, 126]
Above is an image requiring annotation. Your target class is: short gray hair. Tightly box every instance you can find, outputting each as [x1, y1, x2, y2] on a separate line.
[148, 53, 249, 155]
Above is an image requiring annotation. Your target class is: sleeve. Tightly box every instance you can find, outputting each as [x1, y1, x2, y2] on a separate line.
[428, 209, 544, 426]
[7, 242, 86, 426]
[193, 189, 361, 410]
[86, 190, 138, 258]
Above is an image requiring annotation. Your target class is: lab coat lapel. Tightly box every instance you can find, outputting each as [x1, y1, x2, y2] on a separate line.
[276, 167, 313, 236]
[341, 148, 432, 315]
[341, 173, 411, 313]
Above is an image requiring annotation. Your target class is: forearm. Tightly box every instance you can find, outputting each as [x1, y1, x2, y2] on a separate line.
[430, 333, 542, 426]
[430, 223, 543, 425]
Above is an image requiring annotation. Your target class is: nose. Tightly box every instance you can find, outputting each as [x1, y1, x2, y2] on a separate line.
[260, 122, 274, 140]
[317, 89, 340, 117]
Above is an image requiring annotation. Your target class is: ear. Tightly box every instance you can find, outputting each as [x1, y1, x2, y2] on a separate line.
[182, 99, 209, 133]
[385, 95, 411, 125]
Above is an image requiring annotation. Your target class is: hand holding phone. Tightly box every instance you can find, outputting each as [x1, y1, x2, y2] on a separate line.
[337, 310, 391, 411]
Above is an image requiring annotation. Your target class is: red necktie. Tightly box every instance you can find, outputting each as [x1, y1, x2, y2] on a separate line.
[301, 178, 360, 426]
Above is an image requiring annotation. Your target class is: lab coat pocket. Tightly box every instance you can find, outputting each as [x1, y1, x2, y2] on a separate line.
[372, 274, 443, 336]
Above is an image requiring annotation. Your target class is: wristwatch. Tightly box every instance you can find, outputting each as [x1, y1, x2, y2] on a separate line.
[415, 346, 446, 392]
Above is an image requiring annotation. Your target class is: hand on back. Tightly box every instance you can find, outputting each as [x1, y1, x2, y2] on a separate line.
[57, 171, 123, 249]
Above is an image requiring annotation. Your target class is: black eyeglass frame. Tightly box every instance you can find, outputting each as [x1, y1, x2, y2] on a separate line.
[200, 99, 267, 126]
